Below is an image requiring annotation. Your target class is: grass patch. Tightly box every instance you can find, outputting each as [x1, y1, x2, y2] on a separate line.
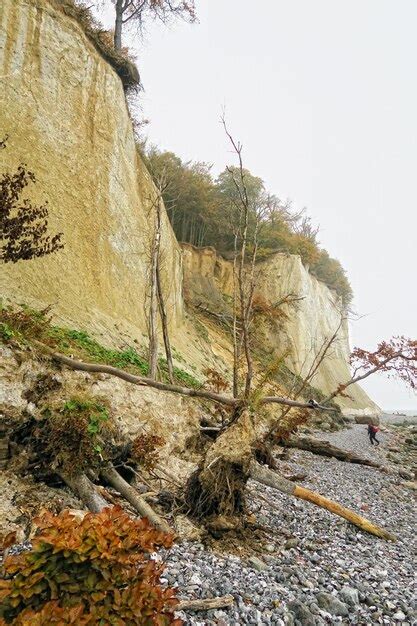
[48, 327, 149, 375]
[1, 303, 202, 389]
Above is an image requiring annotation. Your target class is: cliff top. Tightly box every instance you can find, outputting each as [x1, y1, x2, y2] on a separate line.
[48, 0, 139, 90]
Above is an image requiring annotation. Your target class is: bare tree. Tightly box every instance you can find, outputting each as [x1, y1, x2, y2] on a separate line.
[156, 251, 174, 383]
[111, 0, 196, 50]
[146, 172, 174, 381]
[147, 188, 161, 379]
[221, 117, 270, 400]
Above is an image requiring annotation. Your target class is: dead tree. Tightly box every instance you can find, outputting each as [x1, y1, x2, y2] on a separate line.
[147, 193, 161, 380]
[156, 259, 174, 383]
[146, 171, 174, 381]
[179, 121, 417, 535]
[221, 117, 269, 400]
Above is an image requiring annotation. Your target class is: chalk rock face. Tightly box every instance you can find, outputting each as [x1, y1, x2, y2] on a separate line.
[182, 246, 380, 417]
[0, 0, 379, 418]
[0, 0, 183, 342]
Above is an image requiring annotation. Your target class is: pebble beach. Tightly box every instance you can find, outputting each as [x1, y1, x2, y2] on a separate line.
[167, 425, 417, 625]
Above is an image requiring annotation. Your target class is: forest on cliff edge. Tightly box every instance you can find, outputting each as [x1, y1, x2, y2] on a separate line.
[141, 145, 353, 306]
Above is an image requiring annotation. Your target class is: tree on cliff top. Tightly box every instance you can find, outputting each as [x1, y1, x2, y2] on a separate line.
[108, 0, 196, 50]
[0, 138, 64, 263]
[145, 144, 354, 305]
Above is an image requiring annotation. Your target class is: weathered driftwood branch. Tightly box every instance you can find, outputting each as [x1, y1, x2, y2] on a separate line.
[101, 465, 171, 533]
[60, 472, 107, 513]
[33, 341, 236, 406]
[34, 341, 339, 412]
[285, 435, 380, 467]
[249, 461, 396, 541]
[176, 595, 234, 612]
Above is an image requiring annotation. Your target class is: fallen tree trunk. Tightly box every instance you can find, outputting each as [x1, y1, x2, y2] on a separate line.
[285, 435, 380, 467]
[176, 595, 234, 612]
[60, 472, 107, 513]
[101, 465, 171, 533]
[249, 461, 396, 541]
[33, 341, 236, 406]
[33, 341, 338, 412]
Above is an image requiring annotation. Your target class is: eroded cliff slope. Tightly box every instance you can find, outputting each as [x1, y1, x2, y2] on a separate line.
[1, 0, 379, 417]
[0, 0, 183, 342]
[182, 245, 380, 417]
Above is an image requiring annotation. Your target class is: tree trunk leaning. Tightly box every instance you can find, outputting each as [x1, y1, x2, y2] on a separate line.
[60, 472, 107, 513]
[101, 465, 171, 533]
[157, 263, 174, 383]
[249, 461, 396, 542]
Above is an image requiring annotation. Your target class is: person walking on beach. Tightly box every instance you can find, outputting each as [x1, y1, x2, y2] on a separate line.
[367, 423, 380, 446]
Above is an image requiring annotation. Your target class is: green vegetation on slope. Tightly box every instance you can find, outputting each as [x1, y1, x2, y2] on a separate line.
[142, 146, 353, 306]
[0, 304, 201, 389]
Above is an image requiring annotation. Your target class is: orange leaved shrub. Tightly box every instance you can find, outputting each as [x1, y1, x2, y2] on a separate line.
[0, 507, 181, 625]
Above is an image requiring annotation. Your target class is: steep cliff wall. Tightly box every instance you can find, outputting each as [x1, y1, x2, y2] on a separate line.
[0, 0, 183, 343]
[0, 0, 379, 417]
[182, 245, 380, 417]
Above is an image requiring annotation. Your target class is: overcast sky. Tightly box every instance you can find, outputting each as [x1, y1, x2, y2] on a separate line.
[98, 1, 416, 411]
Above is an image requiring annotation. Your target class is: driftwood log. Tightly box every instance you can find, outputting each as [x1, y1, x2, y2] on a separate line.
[284, 434, 380, 467]
[250, 461, 396, 541]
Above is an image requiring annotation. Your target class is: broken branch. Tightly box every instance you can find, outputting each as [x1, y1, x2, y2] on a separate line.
[101, 465, 171, 533]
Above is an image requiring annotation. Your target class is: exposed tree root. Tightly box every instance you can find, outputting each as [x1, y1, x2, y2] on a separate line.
[185, 461, 247, 519]
[284, 434, 380, 467]
[101, 465, 171, 532]
[249, 461, 396, 541]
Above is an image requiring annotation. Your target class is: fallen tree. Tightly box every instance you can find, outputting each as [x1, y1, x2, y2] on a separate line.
[11, 122, 415, 542]
[28, 320, 415, 543]
[283, 434, 380, 467]
[249, 461, 396, 541]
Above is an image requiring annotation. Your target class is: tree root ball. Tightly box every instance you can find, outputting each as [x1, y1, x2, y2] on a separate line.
[184, 460, 249, 519]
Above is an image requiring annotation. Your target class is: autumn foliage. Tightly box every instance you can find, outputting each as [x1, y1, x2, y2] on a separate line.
[130, 433, 166, 471]
[0, 138, 64, 264]
[0, 507, 181, 625]
[350, 337, 417, 389]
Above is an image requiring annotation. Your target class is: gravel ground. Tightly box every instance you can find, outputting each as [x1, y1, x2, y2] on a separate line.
[4, 427, 415, 625]
[311, 424, 391, 463]
[166, 427, 416, 625]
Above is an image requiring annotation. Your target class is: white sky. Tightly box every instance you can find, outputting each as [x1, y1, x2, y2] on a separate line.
[96, 1, 416, 410]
